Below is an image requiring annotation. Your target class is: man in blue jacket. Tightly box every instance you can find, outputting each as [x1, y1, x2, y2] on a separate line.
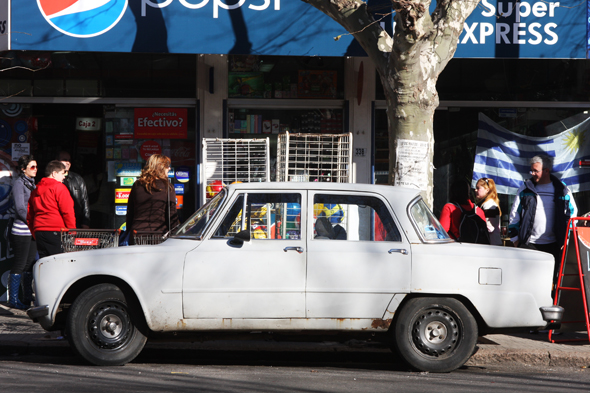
[508, 155, 577, 291]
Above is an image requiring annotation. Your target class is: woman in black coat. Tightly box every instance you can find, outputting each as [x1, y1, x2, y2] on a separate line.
[125, 154, 179, 245]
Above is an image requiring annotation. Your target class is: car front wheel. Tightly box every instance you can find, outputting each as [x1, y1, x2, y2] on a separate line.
[393, 297, 478, 373]
[66, 283, 147, 366]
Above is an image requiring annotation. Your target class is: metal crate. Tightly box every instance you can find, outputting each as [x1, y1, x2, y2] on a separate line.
[133, 230, 166, 245]
[61, 229, 120, 252]
[202, 138, 270, 201]
[277, 132, 352, 183]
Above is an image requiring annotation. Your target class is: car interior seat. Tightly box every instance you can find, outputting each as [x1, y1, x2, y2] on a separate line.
[333, 224, 347, 240]
[315, 216, 335, 239]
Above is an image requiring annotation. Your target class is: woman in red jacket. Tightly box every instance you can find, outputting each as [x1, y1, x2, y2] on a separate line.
[27, 160, 76, 258]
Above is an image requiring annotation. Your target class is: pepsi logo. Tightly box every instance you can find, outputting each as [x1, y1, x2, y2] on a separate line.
[38, 0, 128, 38]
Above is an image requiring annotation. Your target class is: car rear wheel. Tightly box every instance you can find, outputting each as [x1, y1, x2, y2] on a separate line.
[66, 283, 147, 366]
[393, 297, 477, 373]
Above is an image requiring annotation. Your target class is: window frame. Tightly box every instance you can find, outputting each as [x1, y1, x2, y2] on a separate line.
[309, 191, 404, 243]
[211, 191, 304, 241]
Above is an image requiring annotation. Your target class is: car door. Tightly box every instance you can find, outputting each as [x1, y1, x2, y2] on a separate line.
[306, 191, 411, 318]
[183, 190, 307, 319]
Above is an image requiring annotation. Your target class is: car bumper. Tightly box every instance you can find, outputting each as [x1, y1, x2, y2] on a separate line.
[27, 305, 49, 320]
[540, 305, 564, 329]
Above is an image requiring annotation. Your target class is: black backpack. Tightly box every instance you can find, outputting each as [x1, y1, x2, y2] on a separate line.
[454, 203, 490, 244]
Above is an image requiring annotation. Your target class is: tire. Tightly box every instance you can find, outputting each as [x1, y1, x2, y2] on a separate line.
[393, 297, 478, 373]
[66, 283, 148, 366]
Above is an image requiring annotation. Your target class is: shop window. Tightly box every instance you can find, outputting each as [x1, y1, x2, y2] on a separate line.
[104, 107, 197, 229]
[0, 52, 197, 98]
[227, 108, 346, 181]
[66, 80, 100, 96]
[228, 55, 344, 100]
[33, 80, 63, 97]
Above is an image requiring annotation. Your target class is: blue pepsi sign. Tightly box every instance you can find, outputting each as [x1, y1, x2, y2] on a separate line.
[37, 0, 128, 38]
[6, 1, 588, 58]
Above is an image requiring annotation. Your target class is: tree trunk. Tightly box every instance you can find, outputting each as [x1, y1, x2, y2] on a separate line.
[302, 0, 480, 206]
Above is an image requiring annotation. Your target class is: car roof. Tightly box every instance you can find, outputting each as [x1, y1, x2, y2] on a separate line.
[224, 182, 422, 208]
[226, 181, 417, 194]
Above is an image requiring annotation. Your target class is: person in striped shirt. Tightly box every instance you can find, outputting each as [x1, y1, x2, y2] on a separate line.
[7, 155, 38, 309]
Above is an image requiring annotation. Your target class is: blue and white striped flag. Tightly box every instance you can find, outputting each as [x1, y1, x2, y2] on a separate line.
[473, 113, 590, 194]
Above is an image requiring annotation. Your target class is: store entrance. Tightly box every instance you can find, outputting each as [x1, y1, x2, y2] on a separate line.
[30, 104, 111, 228]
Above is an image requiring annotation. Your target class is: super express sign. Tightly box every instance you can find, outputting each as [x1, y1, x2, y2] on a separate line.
[6, 1, 587, 58]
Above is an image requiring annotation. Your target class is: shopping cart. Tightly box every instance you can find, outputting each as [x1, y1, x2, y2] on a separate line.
[133, 230, 167, 245]
[61, 229, 121, 252]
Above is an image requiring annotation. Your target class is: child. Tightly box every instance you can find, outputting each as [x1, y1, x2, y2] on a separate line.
[474, 177, 502, 246]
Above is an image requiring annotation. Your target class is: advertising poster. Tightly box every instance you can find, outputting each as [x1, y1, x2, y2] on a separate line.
[140, 140, 162, 161]
[115, 188, 131, 204]
[7, 1, 586, 58]
[394, 139, 430, 191]
[134, 108, 187, 139]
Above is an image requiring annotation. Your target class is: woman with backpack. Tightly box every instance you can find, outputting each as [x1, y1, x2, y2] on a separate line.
[439, 179, 488, 243]
[474, 177, 503, 246]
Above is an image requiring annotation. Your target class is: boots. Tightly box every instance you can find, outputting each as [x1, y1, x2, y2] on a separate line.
[7, 273, 27, 310]
[22, 272, 34, 306]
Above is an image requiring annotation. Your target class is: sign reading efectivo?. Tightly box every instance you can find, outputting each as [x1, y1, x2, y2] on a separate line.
[134, 108, 188, 139]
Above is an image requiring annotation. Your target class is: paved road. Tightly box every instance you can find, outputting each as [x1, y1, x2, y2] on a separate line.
[2, 354, 590, 393]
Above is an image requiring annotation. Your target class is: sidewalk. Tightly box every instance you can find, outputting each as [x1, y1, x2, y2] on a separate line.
[2, 303, 590, 368]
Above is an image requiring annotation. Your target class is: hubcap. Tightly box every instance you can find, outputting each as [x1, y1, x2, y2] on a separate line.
[101, 315, 123, 337]
[425, 321, 447, 344]
[411, 308, 460, 357]
[88, 302, 131, 350]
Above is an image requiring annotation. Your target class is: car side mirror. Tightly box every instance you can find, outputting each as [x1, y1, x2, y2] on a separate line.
[229, 229, 251, 246]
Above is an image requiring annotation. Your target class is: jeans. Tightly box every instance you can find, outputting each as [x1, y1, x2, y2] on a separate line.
[9, 233, 37, 274]
[35, 231, 63, 259]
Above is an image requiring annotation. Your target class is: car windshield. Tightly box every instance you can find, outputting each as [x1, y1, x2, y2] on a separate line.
[409, 199, 451, 242]
[172, 190, 225, 238]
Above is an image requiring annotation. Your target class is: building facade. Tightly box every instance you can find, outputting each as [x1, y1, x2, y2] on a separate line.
[0, 1, 588, 296]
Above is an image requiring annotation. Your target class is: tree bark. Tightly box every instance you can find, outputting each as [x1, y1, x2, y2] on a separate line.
[302, 0, 480, 206]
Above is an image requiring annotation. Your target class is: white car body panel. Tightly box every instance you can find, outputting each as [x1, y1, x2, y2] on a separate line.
[35, 240, 191, 331]
[183, 238, 307, 319]
[305, 189, 411, 319]
[31, 182, 556, 335]
[410, 242, 554, 327]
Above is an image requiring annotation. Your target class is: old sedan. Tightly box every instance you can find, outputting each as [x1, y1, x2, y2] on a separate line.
[27, 182, 561, 372]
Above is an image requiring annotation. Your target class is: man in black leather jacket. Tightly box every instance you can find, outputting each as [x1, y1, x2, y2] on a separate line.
[57, 151, 90, 228]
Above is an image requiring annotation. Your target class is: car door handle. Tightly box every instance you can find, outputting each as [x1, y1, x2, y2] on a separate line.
[388, 249, 408, 255]
[284, 246, 304, 254]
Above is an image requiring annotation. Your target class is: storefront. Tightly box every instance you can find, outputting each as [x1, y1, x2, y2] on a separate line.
[0, 1, 588, 298]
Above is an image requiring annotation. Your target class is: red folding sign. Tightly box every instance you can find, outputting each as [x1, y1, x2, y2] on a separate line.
[134, 108, 188, 139]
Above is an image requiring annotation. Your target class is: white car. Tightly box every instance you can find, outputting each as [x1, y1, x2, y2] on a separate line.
[27, 182, 562, 372]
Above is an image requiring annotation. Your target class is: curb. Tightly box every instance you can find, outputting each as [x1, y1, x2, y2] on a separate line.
[468, 346, 590, 367]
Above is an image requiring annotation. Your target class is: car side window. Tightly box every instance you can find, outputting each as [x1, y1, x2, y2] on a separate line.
[213, 193, 302, 240]
[313, 194, 401, 242]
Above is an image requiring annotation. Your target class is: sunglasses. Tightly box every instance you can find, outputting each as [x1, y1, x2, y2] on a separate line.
[27, 165, 37, 170]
